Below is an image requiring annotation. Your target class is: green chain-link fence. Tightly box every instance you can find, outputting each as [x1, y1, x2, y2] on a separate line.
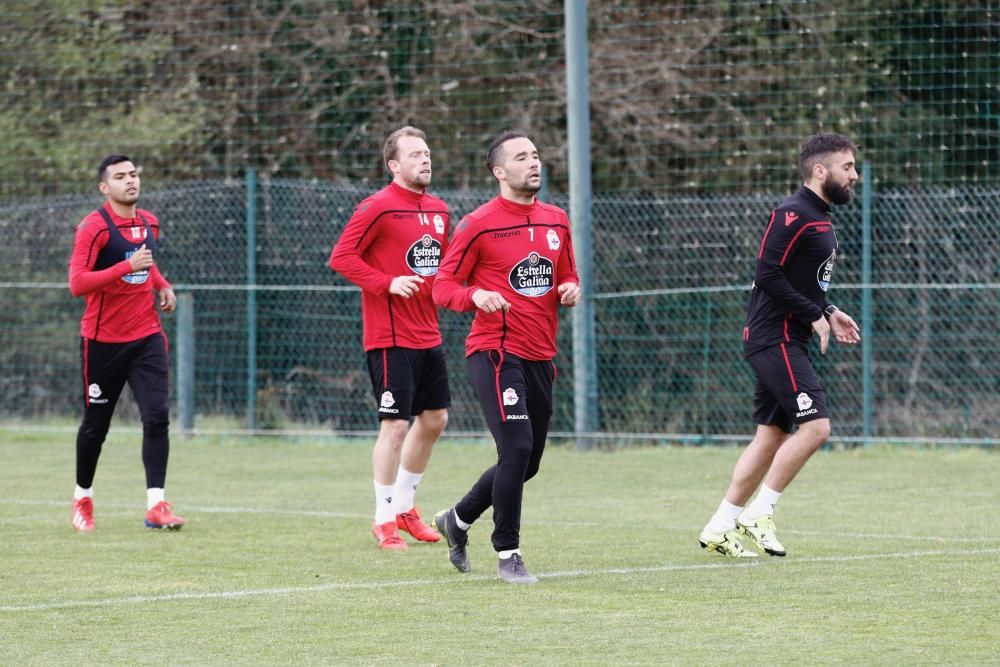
[1, 2, 998, 443]
[3, 177, 998, 441]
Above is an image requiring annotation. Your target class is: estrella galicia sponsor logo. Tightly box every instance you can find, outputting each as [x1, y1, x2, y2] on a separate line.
[509, 252, 554, 296]
[406, 234, 442, 276]
[817, 249, 836, 291]
[122, 249, 150, 285]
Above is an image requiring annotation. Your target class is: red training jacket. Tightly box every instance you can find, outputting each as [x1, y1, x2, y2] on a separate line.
[68, 202, 170, 342]
[329, 181, 450, 351]
[433, 195, 579, 361]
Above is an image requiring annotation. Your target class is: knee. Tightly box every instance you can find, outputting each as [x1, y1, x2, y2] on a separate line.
[78, 421, 110, 443]
[420, 409, 448, 436]
[380, 419, 410, 445]
[800, 418, 831, 448]
[499, 439, 533, 469]
[142, 407, 170, 435]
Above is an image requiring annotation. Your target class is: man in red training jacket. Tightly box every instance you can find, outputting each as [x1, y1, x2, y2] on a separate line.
[330, 126, 451, 550]
[68, 155, 185, 532]
[432, 131, 580, 584]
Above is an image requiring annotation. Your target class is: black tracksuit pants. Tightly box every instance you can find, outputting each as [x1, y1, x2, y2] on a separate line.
[455, 350, 554, 552]
[76, 333, 170, 489]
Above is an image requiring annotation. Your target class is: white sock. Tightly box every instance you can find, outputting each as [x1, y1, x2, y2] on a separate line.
[453, 509, 471, 531]
[74, 485, 93, 500]
[744, 484, 782, 521]
[498, 548, 521, 559]
[374, 481, 396, 525]
[707, 499, 743, 533]
[147, 487, 165, 510]
[393, 467, 423, 514]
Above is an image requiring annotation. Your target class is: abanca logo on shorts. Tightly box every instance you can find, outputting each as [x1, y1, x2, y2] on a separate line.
[379, 391, 399, 414]
[795, 392, 817, 418]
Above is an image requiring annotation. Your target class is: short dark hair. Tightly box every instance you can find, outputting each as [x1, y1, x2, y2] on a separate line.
[800, 133, 856, 181]
[97, 154, 132, 183]
[486, 130, 529, 174]
[382, 126, 426, 174]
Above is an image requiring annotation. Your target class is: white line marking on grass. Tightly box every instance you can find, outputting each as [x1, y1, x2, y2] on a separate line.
[2, 547, 996, 614]
[1, 498, 599, 527]
[543, 547, 1000, 579]
[785, 529, 1000, 544]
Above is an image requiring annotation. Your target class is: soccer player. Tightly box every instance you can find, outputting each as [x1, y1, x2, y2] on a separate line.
[329, 126, 451, 550]
[699, 133, 862, 557]
[68, 155, 185, 532]
[432, 131, 580, 584]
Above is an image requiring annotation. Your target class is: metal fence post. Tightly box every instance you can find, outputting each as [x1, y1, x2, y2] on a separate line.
[566, 0, 597, 450]
[701, 294, 713, 437]
[246, 169, 257, 431]
[176, 292, 195, 436]
[861, 161, 873, 444]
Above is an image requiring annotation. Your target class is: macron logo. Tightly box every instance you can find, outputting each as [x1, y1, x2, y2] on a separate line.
[784, 211, 799, 226]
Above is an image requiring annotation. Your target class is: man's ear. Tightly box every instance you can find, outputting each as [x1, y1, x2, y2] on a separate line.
[813, 162, 827, 181]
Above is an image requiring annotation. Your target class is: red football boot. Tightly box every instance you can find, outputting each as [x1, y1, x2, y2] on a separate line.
[372, 520, 408, 550]
[396, 506, 441, 543]
[72, 497, 95, 532]
[145, 501, 186, 530]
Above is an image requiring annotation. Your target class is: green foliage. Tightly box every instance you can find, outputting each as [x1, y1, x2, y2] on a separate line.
[0, 1, 207, 197]
[1, 2, 995, 196]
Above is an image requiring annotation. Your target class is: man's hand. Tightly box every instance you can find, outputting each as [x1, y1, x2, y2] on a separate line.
[472, 289, 510, 314]
[158, 287, 177, 313]
[829, 309, 861, 345]
[811, 316, 831, 354]
[558, 282, 581, 307]
[389, 275, 425, 299]
[129, 244, 153, 271]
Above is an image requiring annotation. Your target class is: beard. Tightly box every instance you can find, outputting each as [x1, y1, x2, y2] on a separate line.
[401, 171, 430, 192]
[822, 179, 853, 205]
[512, 174, 541, 195]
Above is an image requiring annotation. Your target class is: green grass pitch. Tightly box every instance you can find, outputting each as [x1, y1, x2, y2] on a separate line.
[1, 429, 998, 665]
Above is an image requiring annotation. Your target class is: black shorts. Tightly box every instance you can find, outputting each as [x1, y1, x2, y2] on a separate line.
[747, 343, 829, 433]
[366, 345, 450, 421]
[80, 333, 170, 414]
